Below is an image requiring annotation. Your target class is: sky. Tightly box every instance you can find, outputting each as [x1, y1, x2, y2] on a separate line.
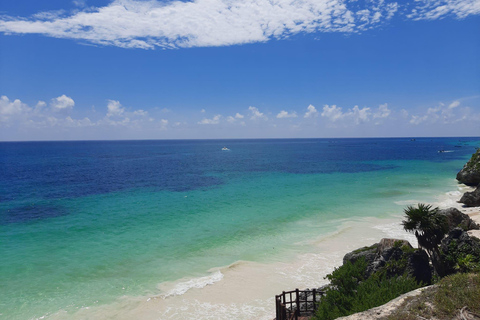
[0, 0, 479, 141]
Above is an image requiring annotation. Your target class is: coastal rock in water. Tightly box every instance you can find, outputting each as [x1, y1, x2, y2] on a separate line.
[456, 149, 480, 186]
[459, 185, 480, 207]
[437, 207, 479, 231]
[440, 228, 480, 275]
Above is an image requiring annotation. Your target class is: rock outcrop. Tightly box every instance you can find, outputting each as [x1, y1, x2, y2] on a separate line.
[343, 238, 432, 285]
[459, 185, 480, 207]
[437, 207, 479, 231]
[456, 149, 480, 186]
[343, 243, 378, 266]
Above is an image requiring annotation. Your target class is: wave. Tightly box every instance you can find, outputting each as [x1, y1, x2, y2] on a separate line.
[162, 271, 224, 298]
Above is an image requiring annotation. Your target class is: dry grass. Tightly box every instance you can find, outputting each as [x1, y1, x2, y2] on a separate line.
[387, 273, 480, 320]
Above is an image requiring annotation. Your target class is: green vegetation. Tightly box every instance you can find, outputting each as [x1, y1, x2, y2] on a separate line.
[313, 257, 422, 320]
[442, 238, 480, 274]
[351, 243, 377, 254]
[387, 273, 480, 320]
[402, 203, 448, 276]
[464, 148, 480, 172]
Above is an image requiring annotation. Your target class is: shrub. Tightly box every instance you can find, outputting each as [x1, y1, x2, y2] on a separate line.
[313, 258, 421, 320]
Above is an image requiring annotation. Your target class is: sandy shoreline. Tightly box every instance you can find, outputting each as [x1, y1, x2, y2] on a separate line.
[436, 184, 480, 239]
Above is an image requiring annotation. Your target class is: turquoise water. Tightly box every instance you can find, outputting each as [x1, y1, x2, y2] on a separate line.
[0, 138, 478, 319]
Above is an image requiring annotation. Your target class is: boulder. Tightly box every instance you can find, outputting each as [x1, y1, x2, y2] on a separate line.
[459, 185, 480, 207]
[437, 207, 479, 231]
[456, 149, 480, 186]
[343, 239, 431, 284]
[343, 243, 378, 266]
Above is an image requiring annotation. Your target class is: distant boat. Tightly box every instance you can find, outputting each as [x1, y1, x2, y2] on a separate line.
[222, 147, 230, 151]
[438, 150, 445, 153]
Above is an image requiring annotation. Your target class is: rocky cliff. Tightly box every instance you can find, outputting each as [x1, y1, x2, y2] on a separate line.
[456, 148, 480, 186]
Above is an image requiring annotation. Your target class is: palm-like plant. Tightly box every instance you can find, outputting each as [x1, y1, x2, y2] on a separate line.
[402, 203, 448, 277]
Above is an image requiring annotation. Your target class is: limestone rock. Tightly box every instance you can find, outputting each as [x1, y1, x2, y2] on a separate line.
[456, 149, 480, 186]
[459, 185, 480, 207]
[437, 207, 479, 231]
[343, 243, 378, 266]
[343, 239, 432, 285]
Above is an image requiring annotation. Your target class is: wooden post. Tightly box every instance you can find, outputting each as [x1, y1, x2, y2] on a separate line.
[275, 297, 279, 320]
[313, 288, 317, 312]
[295, 288, 299, 320]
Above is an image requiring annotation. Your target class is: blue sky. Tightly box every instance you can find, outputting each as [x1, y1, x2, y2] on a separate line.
[0, 0, 479, 141]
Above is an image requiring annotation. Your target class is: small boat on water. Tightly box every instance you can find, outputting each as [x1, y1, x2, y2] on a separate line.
[222, 147, 230, 151]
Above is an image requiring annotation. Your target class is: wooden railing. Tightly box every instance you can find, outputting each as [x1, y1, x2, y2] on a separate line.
[275, 288, 324, 320]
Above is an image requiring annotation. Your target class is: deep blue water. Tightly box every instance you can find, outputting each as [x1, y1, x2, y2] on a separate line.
[1, 137, 475, 211]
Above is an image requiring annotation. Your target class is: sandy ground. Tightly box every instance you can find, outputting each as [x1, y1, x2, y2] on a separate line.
[464, 207, 480, 239]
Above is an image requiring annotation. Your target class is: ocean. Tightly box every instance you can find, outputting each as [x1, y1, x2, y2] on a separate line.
[0, 137, 478, 319]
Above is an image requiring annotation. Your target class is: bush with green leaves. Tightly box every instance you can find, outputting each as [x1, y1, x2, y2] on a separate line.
[313, 257, 422, 320]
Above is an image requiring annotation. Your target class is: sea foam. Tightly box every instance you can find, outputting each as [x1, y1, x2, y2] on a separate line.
[162, 271, 224, 298]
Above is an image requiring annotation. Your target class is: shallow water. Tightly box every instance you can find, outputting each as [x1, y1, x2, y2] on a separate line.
[0, 137, 478, 319]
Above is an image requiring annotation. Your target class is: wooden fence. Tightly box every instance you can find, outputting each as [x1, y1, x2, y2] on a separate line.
[275, 288, 324, 320]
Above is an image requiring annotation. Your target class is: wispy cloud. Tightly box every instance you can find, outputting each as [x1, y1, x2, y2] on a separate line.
[408, 100, 475, 125]
[0, 0, 407, 49]
[406, 0, 480, 20]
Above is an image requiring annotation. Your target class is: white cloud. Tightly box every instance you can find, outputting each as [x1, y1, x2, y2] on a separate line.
[198, 114, 221, 124]
[201, 109, 206, 113]
[448, 100, 460, 109]
[408, 101, 469, 125]
[51, 94, 75, 111]
[72, 0, 86, 8]
[106, 100, 125, 117]
[133, 109, 148, 116]
[159, 119, 168, 129]
[350, 105, 370, 124]
[277, 110, 298, 118]
[321, 104, 371, 124]
[0, 95, 31, 121]
[64, 116, 94, 127]
[320, 104, 341, 121]
[373, 103, 391, 119]
[304, 104, 318, 118]
[407, 0, 480, 20]
[249, 106, 267, 120]
[227, 113, 246, 124]
[36, 101, 47, 109]
[0, 0, 410, 50]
